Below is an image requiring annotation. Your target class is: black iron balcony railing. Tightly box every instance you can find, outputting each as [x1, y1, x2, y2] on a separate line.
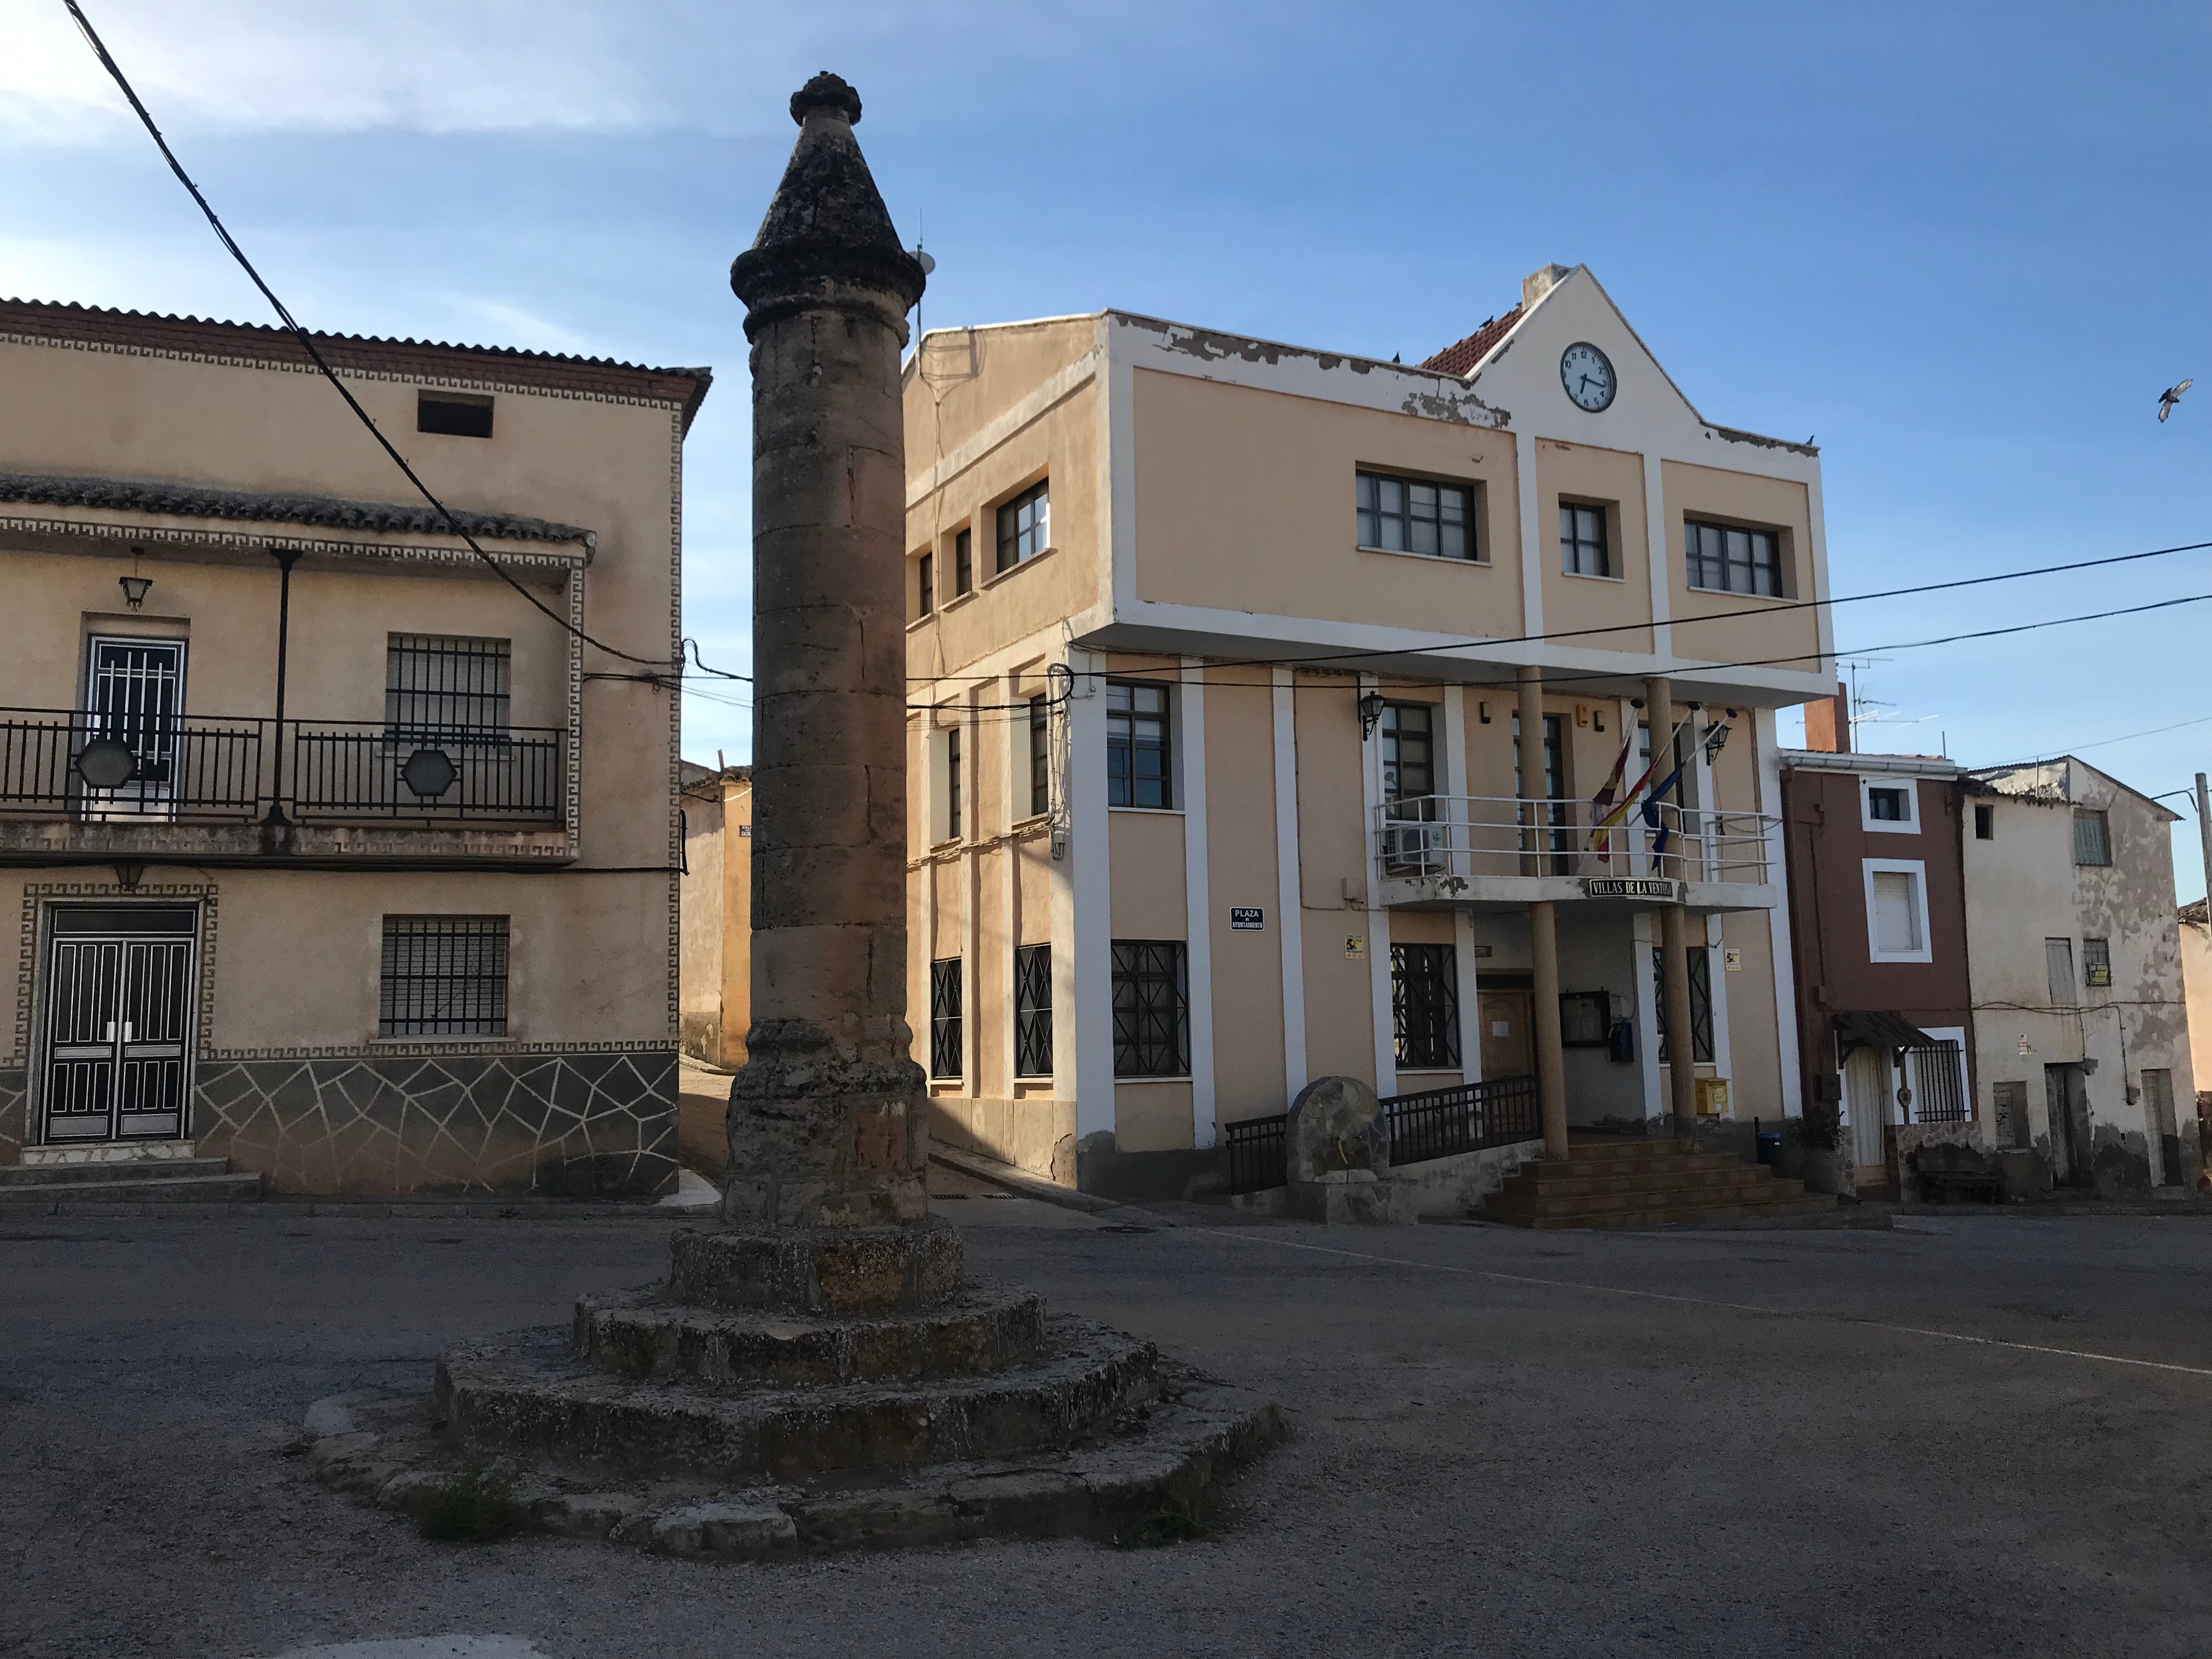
[0, 708, 564, 827]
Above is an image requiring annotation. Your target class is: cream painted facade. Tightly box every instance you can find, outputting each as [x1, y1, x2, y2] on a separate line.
[901, 268, 1834, 1193]
[1963, 759, 2197, 1190]
[0, 301, 707, 1194]
[679, 761, 752, 1069]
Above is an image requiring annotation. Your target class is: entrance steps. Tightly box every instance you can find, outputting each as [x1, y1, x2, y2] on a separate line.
[1480, 1137, 1834, 1228]
[0, 1154, 263, 1205]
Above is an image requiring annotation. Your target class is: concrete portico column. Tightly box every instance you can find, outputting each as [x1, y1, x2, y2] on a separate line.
[1646, 674, 1701, 1143]
[724, 74, 932, 1228]
[1516, 665, 1569, 1161]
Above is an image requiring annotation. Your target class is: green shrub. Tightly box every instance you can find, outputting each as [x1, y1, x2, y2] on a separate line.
[1787, 1097, 1843, 1153]
[412, 1451, 527, 1544]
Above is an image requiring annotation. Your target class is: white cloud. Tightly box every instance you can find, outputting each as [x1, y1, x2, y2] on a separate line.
[0, 0, 656, 142]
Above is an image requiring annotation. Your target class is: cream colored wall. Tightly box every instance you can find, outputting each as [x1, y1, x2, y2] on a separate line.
[718, 780, 752, 1068]
[1290, 674, 1378, 1081]
[1130, 369, 1526, 638]
[1659, 459, 1820, 673]
[1109, 810, 1186, 937]
[1114, 1082, 1194, 1152]
[1534, 440, 1654, 656]
[0, 335, 685, 1070]
[1, 546, 570, 729]
[1203, 670, 1288, 1122]
[905, 319, 1102, 684]
[2181, 918, 2212, 1101]
[1719, 910, 1781, 1114]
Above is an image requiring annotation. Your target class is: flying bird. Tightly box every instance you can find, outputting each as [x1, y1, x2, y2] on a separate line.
[2159, 379, 2193, 421]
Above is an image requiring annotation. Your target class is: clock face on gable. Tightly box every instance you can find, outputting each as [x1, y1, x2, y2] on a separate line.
[1560, 342, 1617, 412]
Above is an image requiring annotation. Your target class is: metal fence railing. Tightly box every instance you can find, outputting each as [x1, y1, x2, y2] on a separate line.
[0, 708, 266, 823]
[1375, 795, 1779, 887]
[1382, 1074, 1542, 1166]
[1222, 1073, 1544, 1195]
[1224, 1112, 1288, 1195]
[0, 708, 564, 827]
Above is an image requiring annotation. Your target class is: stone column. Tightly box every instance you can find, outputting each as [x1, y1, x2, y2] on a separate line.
[1646, 674, 1701, 1142]
[1516, 665, 1569, 1161]
[725, 72, 932, 1231]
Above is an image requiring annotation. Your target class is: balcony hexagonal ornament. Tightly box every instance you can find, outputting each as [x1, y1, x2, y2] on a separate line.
[75, 737, 139, 791]
[400, 747, 458, 800]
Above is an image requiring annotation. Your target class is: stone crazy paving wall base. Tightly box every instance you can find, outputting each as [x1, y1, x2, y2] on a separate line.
[192, 1048, 679, 1196]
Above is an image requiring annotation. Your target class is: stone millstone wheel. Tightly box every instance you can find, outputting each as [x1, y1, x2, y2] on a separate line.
[298, 1220, 1282, 1560]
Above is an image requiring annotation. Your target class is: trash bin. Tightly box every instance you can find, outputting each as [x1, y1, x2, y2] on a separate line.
[1753, 1118, 1781, 1167]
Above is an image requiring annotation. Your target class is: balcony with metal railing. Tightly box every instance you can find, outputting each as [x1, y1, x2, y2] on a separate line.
[1372, 794, 1780, 912]
[0, 708, 569, 864]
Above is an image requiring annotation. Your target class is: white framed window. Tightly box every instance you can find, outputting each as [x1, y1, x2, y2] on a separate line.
[1862, 859, 1933, 964]
[1859, 776, 1919, 833]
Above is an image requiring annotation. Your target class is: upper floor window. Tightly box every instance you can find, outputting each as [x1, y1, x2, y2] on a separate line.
[1685, 519, 1782, 597]
[2073, 808, 2111, 866]
[1860, 777, 1918, 833]
[996, 483, 1049, 573]
[1381, 702, 1434, 807]
[1559, 502, 1610, 577]
[1864, 860, 1932, 963]
[380, 915, 508, 1036]
[954, 528, 974, 596]
[2083, 936, 2113, 988]
[1028, 693, 1051, 817]
[387, 635, 510, 740]
[1357, 472, 1475, 561]
[917, 551, 935, 618]
[416, 390, 493, 439]
[1107, 681, 1171, 809]
[944, 726, 962, 842]
[1974, 804, 1995, 840]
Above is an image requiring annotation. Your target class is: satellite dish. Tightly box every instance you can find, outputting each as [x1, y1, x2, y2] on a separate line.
[915, 248, 937, 275]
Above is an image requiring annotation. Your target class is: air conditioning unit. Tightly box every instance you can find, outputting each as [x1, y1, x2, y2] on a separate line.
[1383, 822, 1446, 874]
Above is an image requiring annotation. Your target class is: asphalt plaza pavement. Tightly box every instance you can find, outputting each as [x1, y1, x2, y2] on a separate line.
[5, 1201, 2212, 1658]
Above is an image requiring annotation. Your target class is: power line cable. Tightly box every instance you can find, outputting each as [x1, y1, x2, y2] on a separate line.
[63, 0, 748, 681]
[906, 534, 2212, 684]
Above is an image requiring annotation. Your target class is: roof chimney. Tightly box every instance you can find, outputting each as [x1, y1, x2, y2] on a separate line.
[1803, 682, 1851, 754]
[1521, 263, 1573, 310]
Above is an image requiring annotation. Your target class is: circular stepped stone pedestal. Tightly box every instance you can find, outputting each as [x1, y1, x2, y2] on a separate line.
[574, 1282, 1048, 1385]
[298, 1220, 1281, 1558]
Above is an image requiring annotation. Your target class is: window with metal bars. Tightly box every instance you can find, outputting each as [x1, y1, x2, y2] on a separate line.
[379, 916, 508, 1036]
[1028, 694, 1051, 817]
[1107, 681, 1171, 808]
[385, 635, 510, 741]
[1111, 940, 1189, 1077]
[1906, 1040, 1968, 1122]
[2083, 937, 2113, 988]
[1391, 943, 1460, 1070]
[929, 958, 962, 1079]
[1013, 944, 1053, 1077]
[1560, 501, 1610, 577]
[996, 483, 1049, 573]
[1650, 944, 1715, 1064]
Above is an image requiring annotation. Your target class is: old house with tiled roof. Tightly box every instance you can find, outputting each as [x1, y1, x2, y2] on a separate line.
[0, 299, 708, 1197]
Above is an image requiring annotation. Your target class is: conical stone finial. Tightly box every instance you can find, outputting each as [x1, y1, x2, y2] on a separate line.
[730, 70, 925, 340]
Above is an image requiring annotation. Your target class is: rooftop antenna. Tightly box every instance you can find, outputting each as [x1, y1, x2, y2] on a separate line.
[910, 217, 936, 362]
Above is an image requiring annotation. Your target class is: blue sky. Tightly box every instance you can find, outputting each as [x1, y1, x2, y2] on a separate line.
[7, 1, 2210, 890]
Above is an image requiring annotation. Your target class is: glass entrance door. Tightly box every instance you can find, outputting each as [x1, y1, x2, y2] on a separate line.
[39, 906, 199, 1143]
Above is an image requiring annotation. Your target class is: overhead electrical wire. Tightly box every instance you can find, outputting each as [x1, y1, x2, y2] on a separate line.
[63, 0, 748, 683]
[907, 534, 2212, 685]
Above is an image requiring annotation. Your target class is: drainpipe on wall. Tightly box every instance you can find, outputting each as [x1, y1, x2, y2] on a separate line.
[259, 545, 301, 854]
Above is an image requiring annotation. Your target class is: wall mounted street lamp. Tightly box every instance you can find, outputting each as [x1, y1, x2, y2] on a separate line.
[1358, 692, 1386, 740]
[119, 547, 151, 610]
